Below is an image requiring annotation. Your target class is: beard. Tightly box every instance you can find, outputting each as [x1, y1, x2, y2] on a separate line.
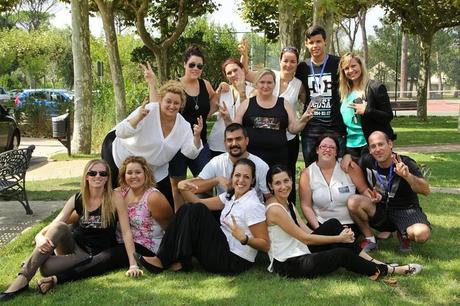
[229, 146, 244, 158]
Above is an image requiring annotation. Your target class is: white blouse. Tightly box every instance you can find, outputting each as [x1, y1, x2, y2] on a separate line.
[112, 102, 202, 182]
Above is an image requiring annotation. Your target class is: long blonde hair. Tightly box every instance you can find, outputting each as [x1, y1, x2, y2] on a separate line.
[338, 53, 369, 101]
[80, 159, 115, 228]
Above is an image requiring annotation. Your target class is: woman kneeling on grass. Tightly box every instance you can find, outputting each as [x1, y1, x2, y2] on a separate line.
[134, 158, 269, 275]
[265, 164, 422, 279]
[115, 156, 173, 257]
[0, 160, 142, 301]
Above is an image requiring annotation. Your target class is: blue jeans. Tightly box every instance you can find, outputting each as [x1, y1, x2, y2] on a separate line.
[301, 135, 346, 167]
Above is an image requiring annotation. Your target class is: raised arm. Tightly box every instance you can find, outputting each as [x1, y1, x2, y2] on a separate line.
[285, 99, 313, 134]
[393, 154, 430, 196]
[232, 98, 249, 125]
[140, 62, 159, 102]
[238, 39, 257, 83]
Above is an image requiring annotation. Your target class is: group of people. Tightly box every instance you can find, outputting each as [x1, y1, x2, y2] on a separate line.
[1, 25, 431, 301]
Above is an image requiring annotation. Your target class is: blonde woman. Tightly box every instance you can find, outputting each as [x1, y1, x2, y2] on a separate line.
[0, 160, 141, 301]
[338, 53, 395, 158]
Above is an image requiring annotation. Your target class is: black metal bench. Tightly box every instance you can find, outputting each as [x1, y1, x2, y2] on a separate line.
[390, 100, 417, 116]
[0, 145, 35, 214]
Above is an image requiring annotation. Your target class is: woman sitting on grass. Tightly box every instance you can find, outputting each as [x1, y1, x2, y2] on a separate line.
[0, 160, 142, 301]
[134, 158, 269, 275]
[265, 164, 422, 279]
[115, 156, 173, 257]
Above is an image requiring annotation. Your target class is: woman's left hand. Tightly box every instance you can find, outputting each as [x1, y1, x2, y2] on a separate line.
[126, 265, 143, 277]
[193, 116, 203, 136]
[348, 100, 367, 115]
[338, 227, 355, 243]
[223, 215, 247, 243]
[300, 105, 315, 123]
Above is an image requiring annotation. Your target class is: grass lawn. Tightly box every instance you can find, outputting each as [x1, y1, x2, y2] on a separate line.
[0, 193, 459, 305]
[410, 152, 460, 188]
[392, 116, 460, 146]
[49, 153, 100, 161]
[27, 177, 80, 201]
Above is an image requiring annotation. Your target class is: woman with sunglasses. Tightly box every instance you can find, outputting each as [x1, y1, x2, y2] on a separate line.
[0, 160, 142, 301]
[266, 164, 422, 279]
[115, 156, 173, 257]
[169, 44, 219, 209]
[239, 41, 306, 203]
[101, 80, 203, 210]
[338, 52, 395, 159]
[134, 158, 269, 275]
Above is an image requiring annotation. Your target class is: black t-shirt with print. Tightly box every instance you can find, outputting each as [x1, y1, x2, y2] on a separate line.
[359, 154, 424, 209]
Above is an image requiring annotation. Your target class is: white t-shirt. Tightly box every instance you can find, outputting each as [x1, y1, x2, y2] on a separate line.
[208, 83, 254, 152]
[219, 189, 266, 262]
[273, 70, 302, 141]
[198, 152, 269, 201]
[308, 161, 356, 224]
[112, 102, 203, 182]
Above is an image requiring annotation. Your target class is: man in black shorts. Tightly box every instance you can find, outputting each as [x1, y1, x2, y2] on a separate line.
[347, 131, 431, 252]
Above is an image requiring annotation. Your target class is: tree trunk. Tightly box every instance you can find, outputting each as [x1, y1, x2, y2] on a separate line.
[96, 0, 127, 123]
[279, 0, 306, 51]
[71, 0, 92, 153]
[153, 47, 169, 86]
[359, 11, 368, 65]
[417, 34, 432, 121]
[313, 0, 333, 53]
[400, 31, 409, 98]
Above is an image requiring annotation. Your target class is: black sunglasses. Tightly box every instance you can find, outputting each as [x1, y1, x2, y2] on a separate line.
[188, 62, 203, 70]
[87, 170, 108, 177]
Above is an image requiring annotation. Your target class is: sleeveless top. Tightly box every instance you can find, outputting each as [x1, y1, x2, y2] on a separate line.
[181, 79, 210, 143]
[116, 187, 165, 253]
[266, 203, 310, 272]
[242, 96, 289, 167]
[308, 161, 356, 224]
[273, 70, 302, 141]
[72, 192, 118, 255]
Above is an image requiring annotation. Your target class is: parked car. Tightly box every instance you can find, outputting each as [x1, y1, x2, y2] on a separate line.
[0, 87, 11, 106]
[0, 103, 20, 153]
[16, 89, 74, 117]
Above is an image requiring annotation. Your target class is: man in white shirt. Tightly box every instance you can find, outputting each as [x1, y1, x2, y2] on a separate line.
[193, 123, 270, 201]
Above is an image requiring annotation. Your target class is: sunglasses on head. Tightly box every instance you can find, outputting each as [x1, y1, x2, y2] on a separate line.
[188, 62, 203, 70]
[87, 170, 108, 177]
[282, 46, 299, 54]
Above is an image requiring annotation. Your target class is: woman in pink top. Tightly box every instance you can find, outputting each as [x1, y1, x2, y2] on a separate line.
[116, 156, 173, 256]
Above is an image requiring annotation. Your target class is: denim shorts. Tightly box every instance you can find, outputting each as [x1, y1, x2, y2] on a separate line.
[169, 143, 211, 179]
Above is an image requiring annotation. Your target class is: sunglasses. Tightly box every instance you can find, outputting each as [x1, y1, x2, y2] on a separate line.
[87, 170, 108, 177]
[281, 46, 299, 54]
[188, 62, 203, 70]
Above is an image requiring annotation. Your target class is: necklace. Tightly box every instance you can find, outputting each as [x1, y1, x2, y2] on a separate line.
[191, 95, 199, 110]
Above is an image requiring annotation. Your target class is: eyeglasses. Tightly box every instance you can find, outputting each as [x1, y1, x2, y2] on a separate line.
[188, 62, 203, 70]
[87, 170, 108, 177]
[281, 46, 299, 54]
[319, 145, 336, 151]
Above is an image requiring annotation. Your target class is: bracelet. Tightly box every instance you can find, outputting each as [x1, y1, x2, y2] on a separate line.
[241, 235, 249, 245]
[129, 265, 139, 270]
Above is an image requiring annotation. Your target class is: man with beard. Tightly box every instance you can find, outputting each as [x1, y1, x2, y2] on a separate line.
[192, 123, 270, 202]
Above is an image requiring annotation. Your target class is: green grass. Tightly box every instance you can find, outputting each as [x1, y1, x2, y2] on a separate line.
[392, 116, 460, 146]
[26, 177, 80, 201]
[0, 193, 459, 305]
[49, 153, 99, 161]
[410, 152, 460, 188]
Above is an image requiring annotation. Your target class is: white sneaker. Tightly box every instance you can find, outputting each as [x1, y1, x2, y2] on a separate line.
[406, 263, 423, 275]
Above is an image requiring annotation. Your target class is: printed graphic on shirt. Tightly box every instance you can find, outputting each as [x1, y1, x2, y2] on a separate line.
[252, 116, 281, 130]
[80, 214, 102, 228]
[308, 73, 333, 119]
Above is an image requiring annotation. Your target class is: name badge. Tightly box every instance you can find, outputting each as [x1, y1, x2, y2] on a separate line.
[338, 186, 350, 193]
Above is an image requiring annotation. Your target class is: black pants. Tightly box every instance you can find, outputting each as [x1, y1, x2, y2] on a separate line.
[156, 203, 252, 275]
[287, 135, 299, 204]
[101, 130, 174, 209]
[308, 219, 361, 254]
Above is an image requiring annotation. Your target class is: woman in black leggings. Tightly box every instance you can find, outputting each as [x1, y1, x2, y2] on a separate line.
[265, 164, 422, 279]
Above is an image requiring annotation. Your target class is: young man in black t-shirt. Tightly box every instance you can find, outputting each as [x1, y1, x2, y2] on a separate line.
[295, 25, 346, 166]
[347, 131, 431, 253]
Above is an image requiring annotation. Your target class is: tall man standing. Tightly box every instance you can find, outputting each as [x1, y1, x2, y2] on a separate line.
[296, 25, 346, 166]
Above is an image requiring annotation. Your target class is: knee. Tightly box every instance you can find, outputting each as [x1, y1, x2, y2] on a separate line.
[47, 222, 69, 236]
[347, 195, 365, 212]
[408, 224, 431, 243]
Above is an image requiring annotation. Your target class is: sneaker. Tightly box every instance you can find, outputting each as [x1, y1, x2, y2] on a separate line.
[397, 232, 411, 253]
[405, 263, 423, 275]
[360, 239, 379, 252]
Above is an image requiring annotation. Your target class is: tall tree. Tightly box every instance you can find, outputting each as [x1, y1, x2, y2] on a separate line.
[15, 0, 57, 31]
[71, 0, 92, 154]
[122, 0, 218, 83]
[399, 31, 408, 97]
[278, 0, 310, 50]
[380, 0, 460, 120]
[92, 0, 126, 122]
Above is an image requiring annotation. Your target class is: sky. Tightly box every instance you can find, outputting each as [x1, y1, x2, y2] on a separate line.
[50, 0, 384, 47]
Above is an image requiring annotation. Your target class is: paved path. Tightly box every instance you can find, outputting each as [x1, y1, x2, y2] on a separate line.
[395, 143, 460, 153]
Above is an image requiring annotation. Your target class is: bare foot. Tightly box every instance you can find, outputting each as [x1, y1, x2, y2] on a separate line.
[168, 262, 183, 272]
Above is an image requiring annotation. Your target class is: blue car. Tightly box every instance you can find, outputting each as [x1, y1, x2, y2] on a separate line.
[16, 89, 74, 117]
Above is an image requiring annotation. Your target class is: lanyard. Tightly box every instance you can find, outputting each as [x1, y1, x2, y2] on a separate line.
[374, 161, 395, 199]
[309, 54, 329, 95]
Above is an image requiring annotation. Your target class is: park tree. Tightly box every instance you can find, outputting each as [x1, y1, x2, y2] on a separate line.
[379, 0, 460, 120]
[71, 0, 92, 154]
[121, 0, 218, 83]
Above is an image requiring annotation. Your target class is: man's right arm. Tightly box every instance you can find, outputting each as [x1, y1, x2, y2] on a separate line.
[192, 177, 226, 194]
